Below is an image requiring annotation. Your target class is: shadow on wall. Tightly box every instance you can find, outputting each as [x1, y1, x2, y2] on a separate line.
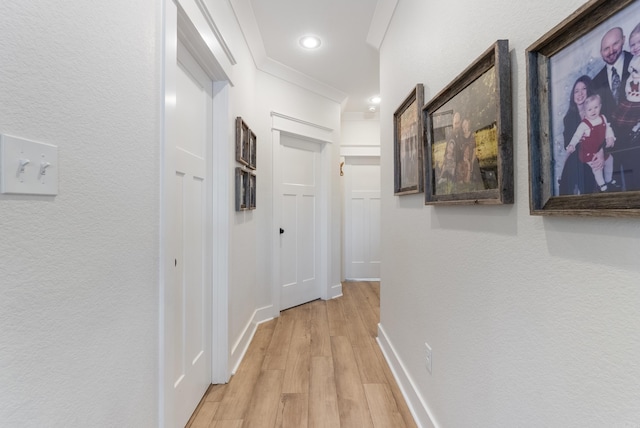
[430, 204, 517, 236]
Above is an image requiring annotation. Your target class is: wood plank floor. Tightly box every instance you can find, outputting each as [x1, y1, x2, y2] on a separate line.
[186, 281, 416, 428]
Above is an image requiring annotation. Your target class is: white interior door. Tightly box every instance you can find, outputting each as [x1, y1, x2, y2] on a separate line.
[279, 135, 322, 310]
[344, 157, 381, 280]
[169, 42, 213, 427]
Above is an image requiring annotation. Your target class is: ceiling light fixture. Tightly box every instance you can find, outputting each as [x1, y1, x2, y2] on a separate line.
[369, 96, 381, 104]
[368, 106, 376, 112]
[299, 35, 321, 49]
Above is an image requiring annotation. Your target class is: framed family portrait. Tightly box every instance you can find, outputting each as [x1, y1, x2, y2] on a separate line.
[527, 0, 640, 216]
[235, 117, 250, 166]
[393, 84, 424, 195]
[423, 40, 513, 205]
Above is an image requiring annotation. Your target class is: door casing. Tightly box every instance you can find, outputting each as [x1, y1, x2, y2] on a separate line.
[271, 112, 336, 317]
[161, 1, 231, 426]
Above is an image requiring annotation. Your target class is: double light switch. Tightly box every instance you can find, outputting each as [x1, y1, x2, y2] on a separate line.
[0, 134, 58, 195]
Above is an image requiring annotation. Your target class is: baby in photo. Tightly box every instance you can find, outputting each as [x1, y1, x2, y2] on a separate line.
[566, 94, 616, 192]
[613, 54, 640, 139]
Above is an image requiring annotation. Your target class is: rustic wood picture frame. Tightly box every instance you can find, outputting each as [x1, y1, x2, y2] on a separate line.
[248, 172, 256, 210]
[527, 0, 640, 217]
[235, 167, 249, 211]
[248, 130, 257, 170]
[393, 84, 424, 195]
[235, 117, 250, 166]
[423, 40, 513, 205]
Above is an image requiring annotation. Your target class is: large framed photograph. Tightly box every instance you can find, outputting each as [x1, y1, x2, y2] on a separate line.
[393, 84, 424, 195]
[423, 40, 513, 205]
[527, 0, 640, 216]
[235, 117, 250, 166]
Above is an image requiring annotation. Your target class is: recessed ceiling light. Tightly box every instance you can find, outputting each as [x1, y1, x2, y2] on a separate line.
[299, 35, 321, 49]
[369, 96, 381, 104]
[368, 106, 376, 112]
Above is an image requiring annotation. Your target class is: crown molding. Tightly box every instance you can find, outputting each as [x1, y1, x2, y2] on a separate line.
[229, 0, 347, 104]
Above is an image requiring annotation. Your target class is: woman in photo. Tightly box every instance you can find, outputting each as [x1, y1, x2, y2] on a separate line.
[558, 75, 598, 194]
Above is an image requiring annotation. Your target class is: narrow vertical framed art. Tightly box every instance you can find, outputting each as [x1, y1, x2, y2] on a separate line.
[394, 84, 425, 195]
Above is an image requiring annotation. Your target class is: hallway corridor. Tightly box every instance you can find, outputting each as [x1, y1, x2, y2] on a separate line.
[186, 282, 416, 427]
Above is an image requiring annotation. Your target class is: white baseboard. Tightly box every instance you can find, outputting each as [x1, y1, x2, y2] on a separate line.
[377, 323, 439, 428]
[328, 282, 342, 299]
[229, 305, 274, 375]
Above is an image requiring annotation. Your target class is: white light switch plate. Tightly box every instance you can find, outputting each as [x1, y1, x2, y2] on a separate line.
[0, 134, 58, 195]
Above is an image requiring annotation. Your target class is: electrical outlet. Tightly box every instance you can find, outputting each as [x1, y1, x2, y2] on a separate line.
[425, 342, 432, 374]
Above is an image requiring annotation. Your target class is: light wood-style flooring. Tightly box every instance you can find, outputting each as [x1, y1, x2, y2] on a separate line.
[185, 281, 416, 428]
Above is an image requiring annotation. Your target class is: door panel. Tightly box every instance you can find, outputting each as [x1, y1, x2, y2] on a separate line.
[169, 46, 212, 427]
[279, 138, 321, 310]
[281, 193, 298, 286]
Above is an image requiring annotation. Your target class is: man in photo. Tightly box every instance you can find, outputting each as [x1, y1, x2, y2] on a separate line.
[592, 27, 632, 117]
[591, 27, 634, 189]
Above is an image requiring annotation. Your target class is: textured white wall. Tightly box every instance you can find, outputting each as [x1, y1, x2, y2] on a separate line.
[341, 113, 381, 147]
[0, 1, 160, 427]
[380, 0, 640, 427]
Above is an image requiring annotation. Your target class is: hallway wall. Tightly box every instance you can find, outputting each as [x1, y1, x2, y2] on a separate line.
[379, 0, 640, 426]
[0, 1, 161, 426]
[0, 0, 341, 426]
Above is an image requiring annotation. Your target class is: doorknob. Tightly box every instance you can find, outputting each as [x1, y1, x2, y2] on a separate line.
[279, 228, 285, 234]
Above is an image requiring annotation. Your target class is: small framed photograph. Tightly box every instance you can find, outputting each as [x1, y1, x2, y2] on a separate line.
[393, 84, 424, 195]
[248, 172, 256, 209]
[235, 117, 250, 166]
[235, 167, 249, 211]
[248, 130, 257, 170]
[423, 40, 513, 205]
[527, 0, 640, 216]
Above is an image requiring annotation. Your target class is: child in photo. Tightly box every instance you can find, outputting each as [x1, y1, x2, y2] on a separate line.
[566, 94, 616, 192]
[613, 54, 640, 141]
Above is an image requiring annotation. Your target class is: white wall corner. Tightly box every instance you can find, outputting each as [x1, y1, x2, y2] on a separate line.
[377, 323, 439, 428]
[229, 305, 274, 374]
[366, 0, 399, 50]
[329, 283, 343, 300]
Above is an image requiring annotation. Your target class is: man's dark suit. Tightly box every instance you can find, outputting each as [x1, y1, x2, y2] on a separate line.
[592, 51, 632, 124]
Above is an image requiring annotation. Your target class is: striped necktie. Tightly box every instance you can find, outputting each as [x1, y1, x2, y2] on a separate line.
[611, 66, 621, 103]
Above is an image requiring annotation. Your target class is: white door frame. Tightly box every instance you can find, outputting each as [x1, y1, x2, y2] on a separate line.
[161, 1, 231, 426]
[271, 112, 335, 317]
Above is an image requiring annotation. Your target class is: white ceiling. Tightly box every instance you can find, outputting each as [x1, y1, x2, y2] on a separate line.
[230, 0, 398, 113]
